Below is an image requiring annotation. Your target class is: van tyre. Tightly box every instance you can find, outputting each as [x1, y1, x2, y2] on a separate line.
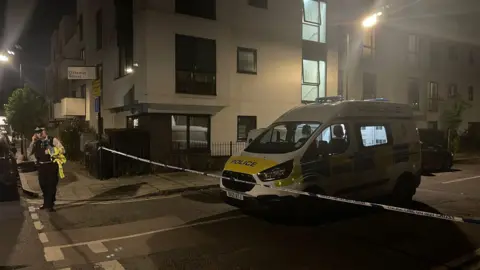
[391, 175, 416, 207]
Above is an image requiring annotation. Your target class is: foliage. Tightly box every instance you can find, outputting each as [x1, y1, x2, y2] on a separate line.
[3, 86, 48, 136]
[441, 94, 471, 154]
[58, 118, 95, 160]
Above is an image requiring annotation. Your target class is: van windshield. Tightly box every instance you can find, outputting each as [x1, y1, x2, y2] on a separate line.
[245, 122, 321, 154]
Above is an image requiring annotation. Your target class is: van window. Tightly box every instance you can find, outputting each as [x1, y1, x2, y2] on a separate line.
[316, 123, 349, 155]
[359, 125, 389, 147]
[245, 122, 321, 154]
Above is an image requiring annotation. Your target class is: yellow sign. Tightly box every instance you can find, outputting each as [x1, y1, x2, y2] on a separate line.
[92, 79, 101, 97]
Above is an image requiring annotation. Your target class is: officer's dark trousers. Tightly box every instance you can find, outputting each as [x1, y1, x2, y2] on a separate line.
[38, 162, 59, 208]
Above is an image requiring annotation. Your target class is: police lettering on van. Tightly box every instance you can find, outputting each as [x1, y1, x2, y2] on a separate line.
[220, 97, 422, 210]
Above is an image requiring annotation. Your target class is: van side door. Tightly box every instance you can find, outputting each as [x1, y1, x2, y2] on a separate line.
[300, 122, 356, 195]
[346, 122, 394, 199]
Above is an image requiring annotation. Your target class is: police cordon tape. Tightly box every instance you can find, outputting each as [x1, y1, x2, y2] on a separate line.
[99, 146, 480, 225]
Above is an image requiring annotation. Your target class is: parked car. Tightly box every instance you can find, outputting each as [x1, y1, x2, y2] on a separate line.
[421, 141, 453, 172]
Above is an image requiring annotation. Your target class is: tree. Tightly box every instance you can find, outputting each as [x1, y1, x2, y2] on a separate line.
[3, 86, 48, 155]
[441, 93, 471, 155]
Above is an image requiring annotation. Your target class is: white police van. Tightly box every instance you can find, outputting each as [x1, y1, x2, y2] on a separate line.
[220, 96, 422, 209]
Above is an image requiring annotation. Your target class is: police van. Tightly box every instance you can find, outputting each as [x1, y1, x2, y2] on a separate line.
[220, 97, 422, 209]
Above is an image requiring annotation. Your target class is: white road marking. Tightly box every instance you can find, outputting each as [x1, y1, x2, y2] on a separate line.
[28, 206, 36, 212]
[34, 221, 44, 230]
[44, 246, 64, 262]
[95, 260, 125, 270]
[31, 213, 39, 220]
[57, 268, 71, 270]
[43, 215, 246, 250]
[442, 175, 480, 184]
[38, 232, 49, 243]
[88, 241, 109, 253]
[440, 247, 480, 269]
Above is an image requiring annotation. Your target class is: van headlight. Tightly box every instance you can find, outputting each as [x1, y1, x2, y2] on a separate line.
[257, 160, 294, 182]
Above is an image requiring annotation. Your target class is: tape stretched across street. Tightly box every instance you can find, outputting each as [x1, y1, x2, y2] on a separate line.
[99, 147, 480, 225]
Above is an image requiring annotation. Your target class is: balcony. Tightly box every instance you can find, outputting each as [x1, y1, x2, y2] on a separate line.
[53, 97, 86, 119]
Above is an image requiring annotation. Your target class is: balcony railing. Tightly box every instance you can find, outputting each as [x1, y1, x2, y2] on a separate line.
[54, 97, 86, 119]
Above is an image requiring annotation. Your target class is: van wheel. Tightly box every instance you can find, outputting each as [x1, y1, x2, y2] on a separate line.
[391, 175, 416, 207]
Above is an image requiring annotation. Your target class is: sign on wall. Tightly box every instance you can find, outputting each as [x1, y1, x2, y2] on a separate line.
[92, 79, 101, 97]
[67, 66, 97, 80]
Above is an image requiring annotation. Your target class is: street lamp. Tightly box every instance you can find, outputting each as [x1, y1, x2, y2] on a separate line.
[0, 54, 9, 62]
[343, 12, 383, 100]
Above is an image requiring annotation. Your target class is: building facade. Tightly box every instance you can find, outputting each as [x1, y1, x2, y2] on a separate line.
[45, 0, 480, 159]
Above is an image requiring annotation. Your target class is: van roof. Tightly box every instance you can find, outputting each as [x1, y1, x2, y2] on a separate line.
[275, 100, 413, 123]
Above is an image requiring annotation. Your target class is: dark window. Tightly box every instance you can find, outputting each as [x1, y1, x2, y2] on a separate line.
[237, 47, 257, 74]
[408, 78, 420, 110]
[468, 86, 474, 101]
[448, 84, 458, 98]
[248, 0, 268, 9]
[96, 10, 103, 50]
[338, 70, 344, 97]
[448, 46, 457, 61]
[80, 84, 86, 98]
[172, 115, 211, 152]
[430, 42, 440, 68]
[175, 34, 216, 95]
[362, 73, 376, 99]
[80, 48, 85, 60]
[359, 125, 390, 147]
[428, 121, 437, 130]
[237, 116, 257, 142]
[428, 81, 439, 112]
[78, 14, 83, 41]
[115, 0, 134, 78]
[469, 50, 475, 65]
[96, 64, 103, 103]
[175, 0, 216, 20]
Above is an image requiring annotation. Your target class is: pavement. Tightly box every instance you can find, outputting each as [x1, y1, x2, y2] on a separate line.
[19, 162, 219, 202]
[0, 161, 478, 269]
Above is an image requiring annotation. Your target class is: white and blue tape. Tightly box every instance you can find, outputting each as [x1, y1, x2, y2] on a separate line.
[99, 147, 480, 225]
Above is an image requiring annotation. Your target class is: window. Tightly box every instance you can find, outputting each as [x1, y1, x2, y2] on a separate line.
[469, 50, 475, 65]
[428, 82, 439, 112]
[175, 0, 216, 20]
[80, 84, 86, 98]
[175, 34, 216, 95]
[248, 0, 267, 9]
[301, 59, 326, 102]
[302, 0, 326, 43]
[127, 116, 139, 129]
[430, 42, 440, 68]
[408, 34, 420, 66]
[245, 122, 321, 154]
[96, 64, 103, 103]
[78, 14, 83, 41]
[172, 115, 210, 151]
[237, 116, 257, 142]
[237, 47, 257, 74]
[80, 48, 85, 60]
[359, 125, 389, 147]
[448, 84, 458, 98]
[96, 10, 103, 50]
[408, 78, 420, 110]
[448, 46, 457, 61]
[468, 86, 474, 101]
[338, 70, 344, 97]
[362, 29, 375, 58]
[362, 73, 376, 99]
[115, 0, 134, 78]
[315, 123, 349, 155]
[427, 121, 437, 130]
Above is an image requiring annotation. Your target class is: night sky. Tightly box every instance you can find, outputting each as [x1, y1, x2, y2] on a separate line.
[0, 0, 75, 109]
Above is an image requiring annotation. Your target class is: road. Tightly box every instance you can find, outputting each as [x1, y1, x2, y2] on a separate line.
[4, 163, 480, 270]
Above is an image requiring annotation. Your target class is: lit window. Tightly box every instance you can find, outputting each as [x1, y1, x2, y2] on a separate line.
[362, 29, 375, 59]
[302, 59, 326, 102]
[302, 0, 326, 43]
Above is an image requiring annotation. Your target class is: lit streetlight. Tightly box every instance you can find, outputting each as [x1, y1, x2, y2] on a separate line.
[0, 54, 9, 62]
[362, 12, 383, 28]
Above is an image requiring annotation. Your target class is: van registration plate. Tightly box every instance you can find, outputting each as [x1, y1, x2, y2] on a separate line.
[226, 191, 244, 201]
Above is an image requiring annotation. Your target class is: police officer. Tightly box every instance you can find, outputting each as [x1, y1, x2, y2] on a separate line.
[29, 127, 65, 211]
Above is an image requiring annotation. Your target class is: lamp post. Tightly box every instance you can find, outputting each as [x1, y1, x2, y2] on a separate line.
[343, 12, 382, 100]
